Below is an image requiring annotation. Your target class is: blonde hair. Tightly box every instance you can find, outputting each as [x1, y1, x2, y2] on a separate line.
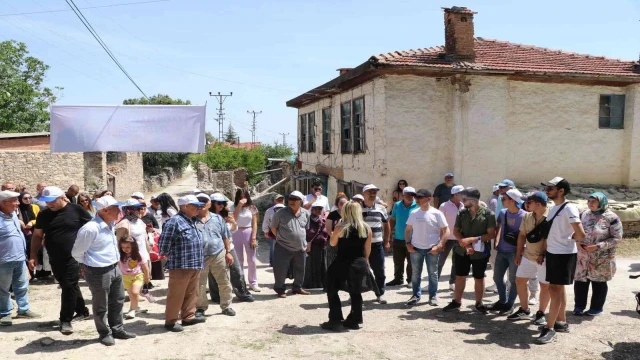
[340, 201, 369, 238]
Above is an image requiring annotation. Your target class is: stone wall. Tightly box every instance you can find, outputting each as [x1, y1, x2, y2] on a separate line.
[197, 162, 239, 199]
[107, 152, 144, 198]
[144, 168, 182, 192]
[0, 150, 85, 191]
[83, 152, 107, 193]
[623, 221, 640, 237]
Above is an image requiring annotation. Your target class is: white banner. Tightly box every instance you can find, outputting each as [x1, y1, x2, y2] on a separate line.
[50, 105, 206, 153]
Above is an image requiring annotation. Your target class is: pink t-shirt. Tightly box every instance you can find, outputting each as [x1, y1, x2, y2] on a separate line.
[119, 255, 144, 276]
[439, 200, 463, 240]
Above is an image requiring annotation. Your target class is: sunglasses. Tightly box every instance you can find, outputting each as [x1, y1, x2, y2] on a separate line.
[545, 186, 556, 191]
[23, 196, 32, 200]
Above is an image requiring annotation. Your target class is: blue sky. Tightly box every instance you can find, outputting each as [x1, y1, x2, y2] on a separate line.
[1, 0, 639, 147]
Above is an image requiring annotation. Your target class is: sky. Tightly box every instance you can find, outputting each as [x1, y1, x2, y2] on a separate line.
[1, 0, 639, 148]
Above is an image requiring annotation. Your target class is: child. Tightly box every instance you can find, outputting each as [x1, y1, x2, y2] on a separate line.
[119, 236, 150, 319]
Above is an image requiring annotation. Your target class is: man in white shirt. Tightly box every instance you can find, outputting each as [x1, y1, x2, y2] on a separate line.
[72, 196, 137, 346]
[405, 189, 449, 306]
[302, 181, 330, 214]
[438, 185, 464, 291]
[262, 194, 285, 267]
[535, 177, 585, 345]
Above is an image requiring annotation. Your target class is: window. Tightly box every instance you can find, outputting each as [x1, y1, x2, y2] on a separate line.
[352, 98, 365, 153]
[308, 112, 316, 153]
[299, 114, 308, 152]
[599, 95, 625, 129]
[341, 102, 352, 153]
[322, 108, 331, 154]
[340, 98, 366, 154]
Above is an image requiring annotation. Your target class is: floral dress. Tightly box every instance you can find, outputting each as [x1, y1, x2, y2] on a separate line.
[576, 210, 623, 282]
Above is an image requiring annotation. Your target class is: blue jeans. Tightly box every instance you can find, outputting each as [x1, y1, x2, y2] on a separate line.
[0, 261, 30, 316]
[410, 248, 440, 299]
[494, 251, 518, 306]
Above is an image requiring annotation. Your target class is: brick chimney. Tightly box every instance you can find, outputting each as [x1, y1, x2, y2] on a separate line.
[442, 6, 477, 61]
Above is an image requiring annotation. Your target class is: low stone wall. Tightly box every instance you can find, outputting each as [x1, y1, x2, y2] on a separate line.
[144, 167, 183, 192]
[0, 150, 85, 191]
[197, 162, 242, 200]
[623, 221, 640, 237]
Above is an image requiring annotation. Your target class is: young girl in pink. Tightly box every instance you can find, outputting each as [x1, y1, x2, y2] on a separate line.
[119, 237, 150, 319]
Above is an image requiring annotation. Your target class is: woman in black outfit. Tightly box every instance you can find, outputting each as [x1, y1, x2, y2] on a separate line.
[321, 201, 372, 331]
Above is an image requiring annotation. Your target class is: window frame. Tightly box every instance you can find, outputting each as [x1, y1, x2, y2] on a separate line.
[340, 101, 352, 154]
[352, 97, 366, 154]
[322, 107, 332, 154]
[307, 111, 316, 153]
[598, 94, 625, 130]
[299, 113, 308, 152]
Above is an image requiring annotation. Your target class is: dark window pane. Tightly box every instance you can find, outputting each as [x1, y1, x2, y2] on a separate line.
[308, 112, 316, 152]
[353, 98, 365, 153]
[599, 116, 611, 128]
[322, 108, 331, 153]
[609, 95, 625, 129]
[341, 103, 352, 153]
[299, 114, 307, 152]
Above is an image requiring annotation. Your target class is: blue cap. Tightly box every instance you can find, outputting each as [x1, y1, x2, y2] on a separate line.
[526, 191, 548, 204]
[498, 179, 515, 187]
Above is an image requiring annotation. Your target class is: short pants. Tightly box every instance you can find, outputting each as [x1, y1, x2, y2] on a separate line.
[516, 256, 548, 284]
[123, 273, 144, 290]
[454, 252, 488, 279]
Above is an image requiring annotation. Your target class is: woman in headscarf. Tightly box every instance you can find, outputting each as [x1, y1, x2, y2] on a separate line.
[303, 203, 330, 289]
[574, 192, 623, 316]
[18, 192, 40, 277]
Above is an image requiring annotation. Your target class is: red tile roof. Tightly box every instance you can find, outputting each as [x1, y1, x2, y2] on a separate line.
[371, 38, 640, 77]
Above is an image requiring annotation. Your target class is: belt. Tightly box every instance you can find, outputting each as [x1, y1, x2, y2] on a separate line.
[85, 263, 118, 270]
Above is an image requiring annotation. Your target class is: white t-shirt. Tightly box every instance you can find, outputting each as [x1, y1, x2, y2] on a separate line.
[546, 202, 581, 254]
[230, 204, 257, 227]
[303, 194, 331, 212]
[130, 219, 150, 262]
[406, 207, 448, 249]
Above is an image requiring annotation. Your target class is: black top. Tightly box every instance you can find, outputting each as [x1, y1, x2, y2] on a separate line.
[141, 214, 160, 229]
[327, 210, 341, 222]
[433, 183, 455, 204]
[337, 226, 367, 260]
[35, 203, 92, 259]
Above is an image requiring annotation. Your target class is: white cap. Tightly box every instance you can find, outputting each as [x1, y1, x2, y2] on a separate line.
[451, 185, 465, 195]
[288, 191, 305, 200]
[95, 195, 123, 211]
[195, 193, 210, 200]
[445, 173, 454, 177]
[0, 190, 20, 202]
[150, 195, 157, 200]
[131, 192, 145, 199]
[352, 194, 365, 201]
[178, 195, 205, 206]
[274, 203, 285, 209]
[402, 186, 416, 195]
[363, 184, 379, 192]
[210, 193, 227, 202]
[505, 189, 524, 203]
[191, 188, 202, 194]
[492, 185, 500, 192]
[40, 186, 65, 202]
[311, 198, 328, 208]
[122, 198, 144, 208]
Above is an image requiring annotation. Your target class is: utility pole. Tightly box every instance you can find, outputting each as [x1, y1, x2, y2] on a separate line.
[247, 110, 262, 148]
[209, 92, 232, 141]
[279, 132, 289, 147]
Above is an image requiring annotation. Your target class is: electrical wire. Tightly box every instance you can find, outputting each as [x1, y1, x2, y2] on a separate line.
[64, 0, 148, 98]
[0, 0, 169, 17]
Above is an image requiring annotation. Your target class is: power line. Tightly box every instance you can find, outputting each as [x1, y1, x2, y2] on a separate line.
[0, 0, 169, 17]
[247, 110, 262, 148]
[210, 92, 232, 141]
[279, 133, 289, 146]
[64, 0, 149, 98]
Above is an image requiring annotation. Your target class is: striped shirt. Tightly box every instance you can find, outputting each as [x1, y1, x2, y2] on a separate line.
[159, 212, 204, 270]
[362, 204, 389, 243]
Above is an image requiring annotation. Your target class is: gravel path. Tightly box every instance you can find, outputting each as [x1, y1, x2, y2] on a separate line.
[1, 246, 639, 360]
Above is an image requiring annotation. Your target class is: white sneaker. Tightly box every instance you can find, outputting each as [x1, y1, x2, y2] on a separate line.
[449, 283, 455, 292]
[376, 295, 388, 304]
[249, 284, 262, 292]
[486, 284, 497, 293]
[529, 294, 538, 306]
[124, 309, 136, 320]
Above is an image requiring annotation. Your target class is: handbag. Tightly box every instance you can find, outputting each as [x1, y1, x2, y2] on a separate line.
[502, 211, 520, 246]
[535, 202, 569, 241]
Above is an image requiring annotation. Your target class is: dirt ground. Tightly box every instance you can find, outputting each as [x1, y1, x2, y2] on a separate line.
[1, 244, 639, 360]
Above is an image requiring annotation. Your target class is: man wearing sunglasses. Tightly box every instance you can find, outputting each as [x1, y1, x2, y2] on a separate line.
[535, 177, 585, 344]
[303, 180, 330, 215]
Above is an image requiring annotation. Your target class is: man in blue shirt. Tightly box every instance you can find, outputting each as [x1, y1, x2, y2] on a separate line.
[387, 186, 418, 287]
[159, 195, 205, 332]
[73, 195, 136, 346]
[0, 190, 40, 326]
[194, 193, 236, 318]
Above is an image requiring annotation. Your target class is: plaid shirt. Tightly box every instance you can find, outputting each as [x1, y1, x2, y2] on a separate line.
[159, 212, 204, 270]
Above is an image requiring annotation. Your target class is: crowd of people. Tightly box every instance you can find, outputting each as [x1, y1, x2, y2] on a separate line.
[0, 173, 625, 345]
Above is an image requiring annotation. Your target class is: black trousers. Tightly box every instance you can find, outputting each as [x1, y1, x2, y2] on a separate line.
[326, 257, 368, 323]
[49, 256, 88, 323]
[437, 240, 458, 285]
[574, 279, 608, 311]
[369, 242, 386, 296]
[392, 240, 411, 283]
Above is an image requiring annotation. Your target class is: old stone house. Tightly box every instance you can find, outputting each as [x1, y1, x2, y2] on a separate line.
[0, 132, 143, 197]
[286, 6, 640, 202]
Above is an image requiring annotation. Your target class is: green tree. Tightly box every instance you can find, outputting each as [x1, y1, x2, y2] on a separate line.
[191, 143, 266, 184]
[0, 40, 61, 132]
[122, 94, 193, 175]
[260, 142, 294, 162]
[205, 131, 216, 145]
[224, 124, 238, 144]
